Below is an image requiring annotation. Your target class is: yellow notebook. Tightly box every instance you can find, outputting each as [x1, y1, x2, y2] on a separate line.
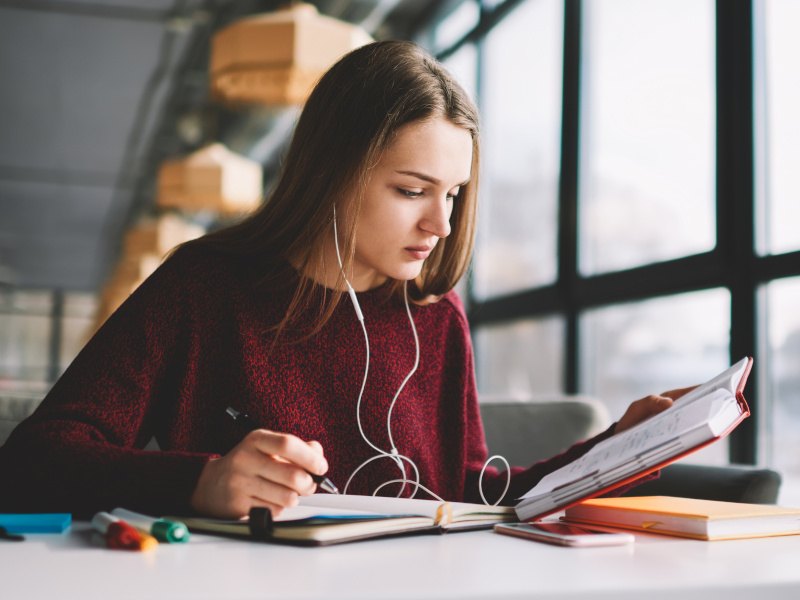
[564, 496, 800, 541]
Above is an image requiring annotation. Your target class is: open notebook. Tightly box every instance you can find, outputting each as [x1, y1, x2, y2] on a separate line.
[515, 357, 753, 521]
[174, 494, 515, 546]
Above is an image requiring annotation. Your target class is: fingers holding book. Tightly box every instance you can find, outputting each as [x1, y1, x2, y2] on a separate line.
[614, 384, 700, 434]
[614, 394, 674, 434]
[661, 385, 698, 401]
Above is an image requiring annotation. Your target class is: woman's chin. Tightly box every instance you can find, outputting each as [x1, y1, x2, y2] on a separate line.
[357, 262, 423, 287]
[392, 263, 424, 282]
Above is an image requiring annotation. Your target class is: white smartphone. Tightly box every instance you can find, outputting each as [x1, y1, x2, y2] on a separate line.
[494, 522, 635, 547]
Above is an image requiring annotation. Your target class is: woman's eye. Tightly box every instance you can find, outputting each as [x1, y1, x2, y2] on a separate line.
[398, 188, 423, 198]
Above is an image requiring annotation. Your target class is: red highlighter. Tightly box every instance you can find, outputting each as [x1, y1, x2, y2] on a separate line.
[91, 512, 157, 551]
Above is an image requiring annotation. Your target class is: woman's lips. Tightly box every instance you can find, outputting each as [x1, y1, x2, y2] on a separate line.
[405, 246, 433, 260]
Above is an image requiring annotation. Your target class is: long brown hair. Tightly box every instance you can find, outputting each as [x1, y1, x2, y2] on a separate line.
[191, 40, 480, 338]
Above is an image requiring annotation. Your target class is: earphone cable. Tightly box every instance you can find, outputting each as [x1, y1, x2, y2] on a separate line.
[332, 206, 510, 505]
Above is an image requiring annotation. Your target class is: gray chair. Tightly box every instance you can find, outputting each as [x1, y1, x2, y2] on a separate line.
[479, 397, 782, 504]
[622, 463, 781, 504]
[0, 392, 43, 446]
[479, 397, 611, 464]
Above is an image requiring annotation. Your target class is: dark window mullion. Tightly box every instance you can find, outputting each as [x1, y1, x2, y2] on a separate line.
[48, 289, 64, 385]
[560, 0, 582, 394]
[752, 250, 800, 283]
[469, 252, 723, 325]
[717, 0, 757, 464]
[469, 285, 561, 324]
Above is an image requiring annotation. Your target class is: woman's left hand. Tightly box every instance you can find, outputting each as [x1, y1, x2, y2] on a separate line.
[614, 386, 696, 434]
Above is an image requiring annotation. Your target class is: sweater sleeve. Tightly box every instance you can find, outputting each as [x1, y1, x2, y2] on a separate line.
[0, 247, 215, 518]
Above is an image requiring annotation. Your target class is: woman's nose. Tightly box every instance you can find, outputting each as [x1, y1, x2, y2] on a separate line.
[420, 196, 452, 238]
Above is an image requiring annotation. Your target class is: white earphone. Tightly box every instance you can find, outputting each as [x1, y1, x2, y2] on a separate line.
[331, 206, 509, 504]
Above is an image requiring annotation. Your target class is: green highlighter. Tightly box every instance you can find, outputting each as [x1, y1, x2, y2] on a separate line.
[110, 508, 190, 543]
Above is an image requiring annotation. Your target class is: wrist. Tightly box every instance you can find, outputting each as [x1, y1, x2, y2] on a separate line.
[190, 456, 220, 514]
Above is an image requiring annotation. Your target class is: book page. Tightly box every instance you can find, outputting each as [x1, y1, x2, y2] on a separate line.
[297, 494, 513, 520]
[662, 357, 749, 407]
[298, 494, 442, 519]
[276, 504, 389, 522]
[519, 387, 737, 500]
[515, 359, 752, 520]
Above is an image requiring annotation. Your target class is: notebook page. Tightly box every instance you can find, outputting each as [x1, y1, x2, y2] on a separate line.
[298, 494, 442, 519]
[519, 387, 735, 500]
[664, 357, 748, 407]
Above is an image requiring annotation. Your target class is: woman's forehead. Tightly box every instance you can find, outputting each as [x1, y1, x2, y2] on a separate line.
[378, 118, 473, 185]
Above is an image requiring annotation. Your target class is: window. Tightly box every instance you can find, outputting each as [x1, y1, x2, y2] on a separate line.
[60, 292, 98, 375]
[429, 0, 800, 485]
[0, 289, 97, 394]
[579, 0, 715, 275]
[433, 0, 480, 54]
[580, 289, 730, 464]
[442, 43, 478, 107]
[761, 277, 800, 503]
[0, 290, 52, 392]
[475, 316, 564, 398]
[473, 0, 563, 299]
[755, 0, 800, 256]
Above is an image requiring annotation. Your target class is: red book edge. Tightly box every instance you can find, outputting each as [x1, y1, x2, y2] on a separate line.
[526, 357, 753, 522]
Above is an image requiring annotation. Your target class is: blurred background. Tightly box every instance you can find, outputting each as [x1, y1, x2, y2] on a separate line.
[1, 0, 798, 501]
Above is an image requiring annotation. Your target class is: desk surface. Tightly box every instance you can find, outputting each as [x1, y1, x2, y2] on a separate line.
[4, 523, 800, 600]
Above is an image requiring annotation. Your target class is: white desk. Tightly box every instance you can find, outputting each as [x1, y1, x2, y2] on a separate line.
[4, 523, 800, 599]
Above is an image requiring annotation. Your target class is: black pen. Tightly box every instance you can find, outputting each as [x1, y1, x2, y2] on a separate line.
[225, 406, 340, 494]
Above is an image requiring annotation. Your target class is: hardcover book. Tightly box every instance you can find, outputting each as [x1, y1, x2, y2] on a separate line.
[515, 358, 753, 522]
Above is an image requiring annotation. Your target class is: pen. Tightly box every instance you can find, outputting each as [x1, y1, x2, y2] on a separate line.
[91, 511, 157, 551]
[110, 508, 190, 543]
[225, 406, 340, 494]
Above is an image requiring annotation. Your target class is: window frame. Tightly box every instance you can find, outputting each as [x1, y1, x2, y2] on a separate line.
[433, 0, 800, 465]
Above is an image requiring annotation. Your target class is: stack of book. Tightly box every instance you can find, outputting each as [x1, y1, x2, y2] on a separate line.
[563, 496, 800, 541]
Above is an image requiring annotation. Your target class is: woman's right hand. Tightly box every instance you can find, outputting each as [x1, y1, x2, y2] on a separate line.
[190, 430, 329, 519]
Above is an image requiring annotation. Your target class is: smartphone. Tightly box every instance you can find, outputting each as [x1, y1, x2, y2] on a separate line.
[494, 522, 634, 547]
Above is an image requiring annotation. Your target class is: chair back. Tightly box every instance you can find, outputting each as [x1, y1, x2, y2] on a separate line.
[479, 396, 611, 466]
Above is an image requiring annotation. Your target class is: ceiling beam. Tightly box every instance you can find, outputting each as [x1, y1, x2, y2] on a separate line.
[0, 0, 196, 23]
[0, 165, 121, 188]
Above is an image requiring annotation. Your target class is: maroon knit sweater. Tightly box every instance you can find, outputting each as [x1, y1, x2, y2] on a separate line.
[0, 244, 617, 517]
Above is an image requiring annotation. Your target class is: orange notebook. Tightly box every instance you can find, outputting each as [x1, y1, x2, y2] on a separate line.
[564, 496, 800, 541]
[515, 358, 752, 522]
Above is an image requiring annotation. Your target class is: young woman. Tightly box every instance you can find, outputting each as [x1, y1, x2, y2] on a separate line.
[0, 41, 681, 519]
